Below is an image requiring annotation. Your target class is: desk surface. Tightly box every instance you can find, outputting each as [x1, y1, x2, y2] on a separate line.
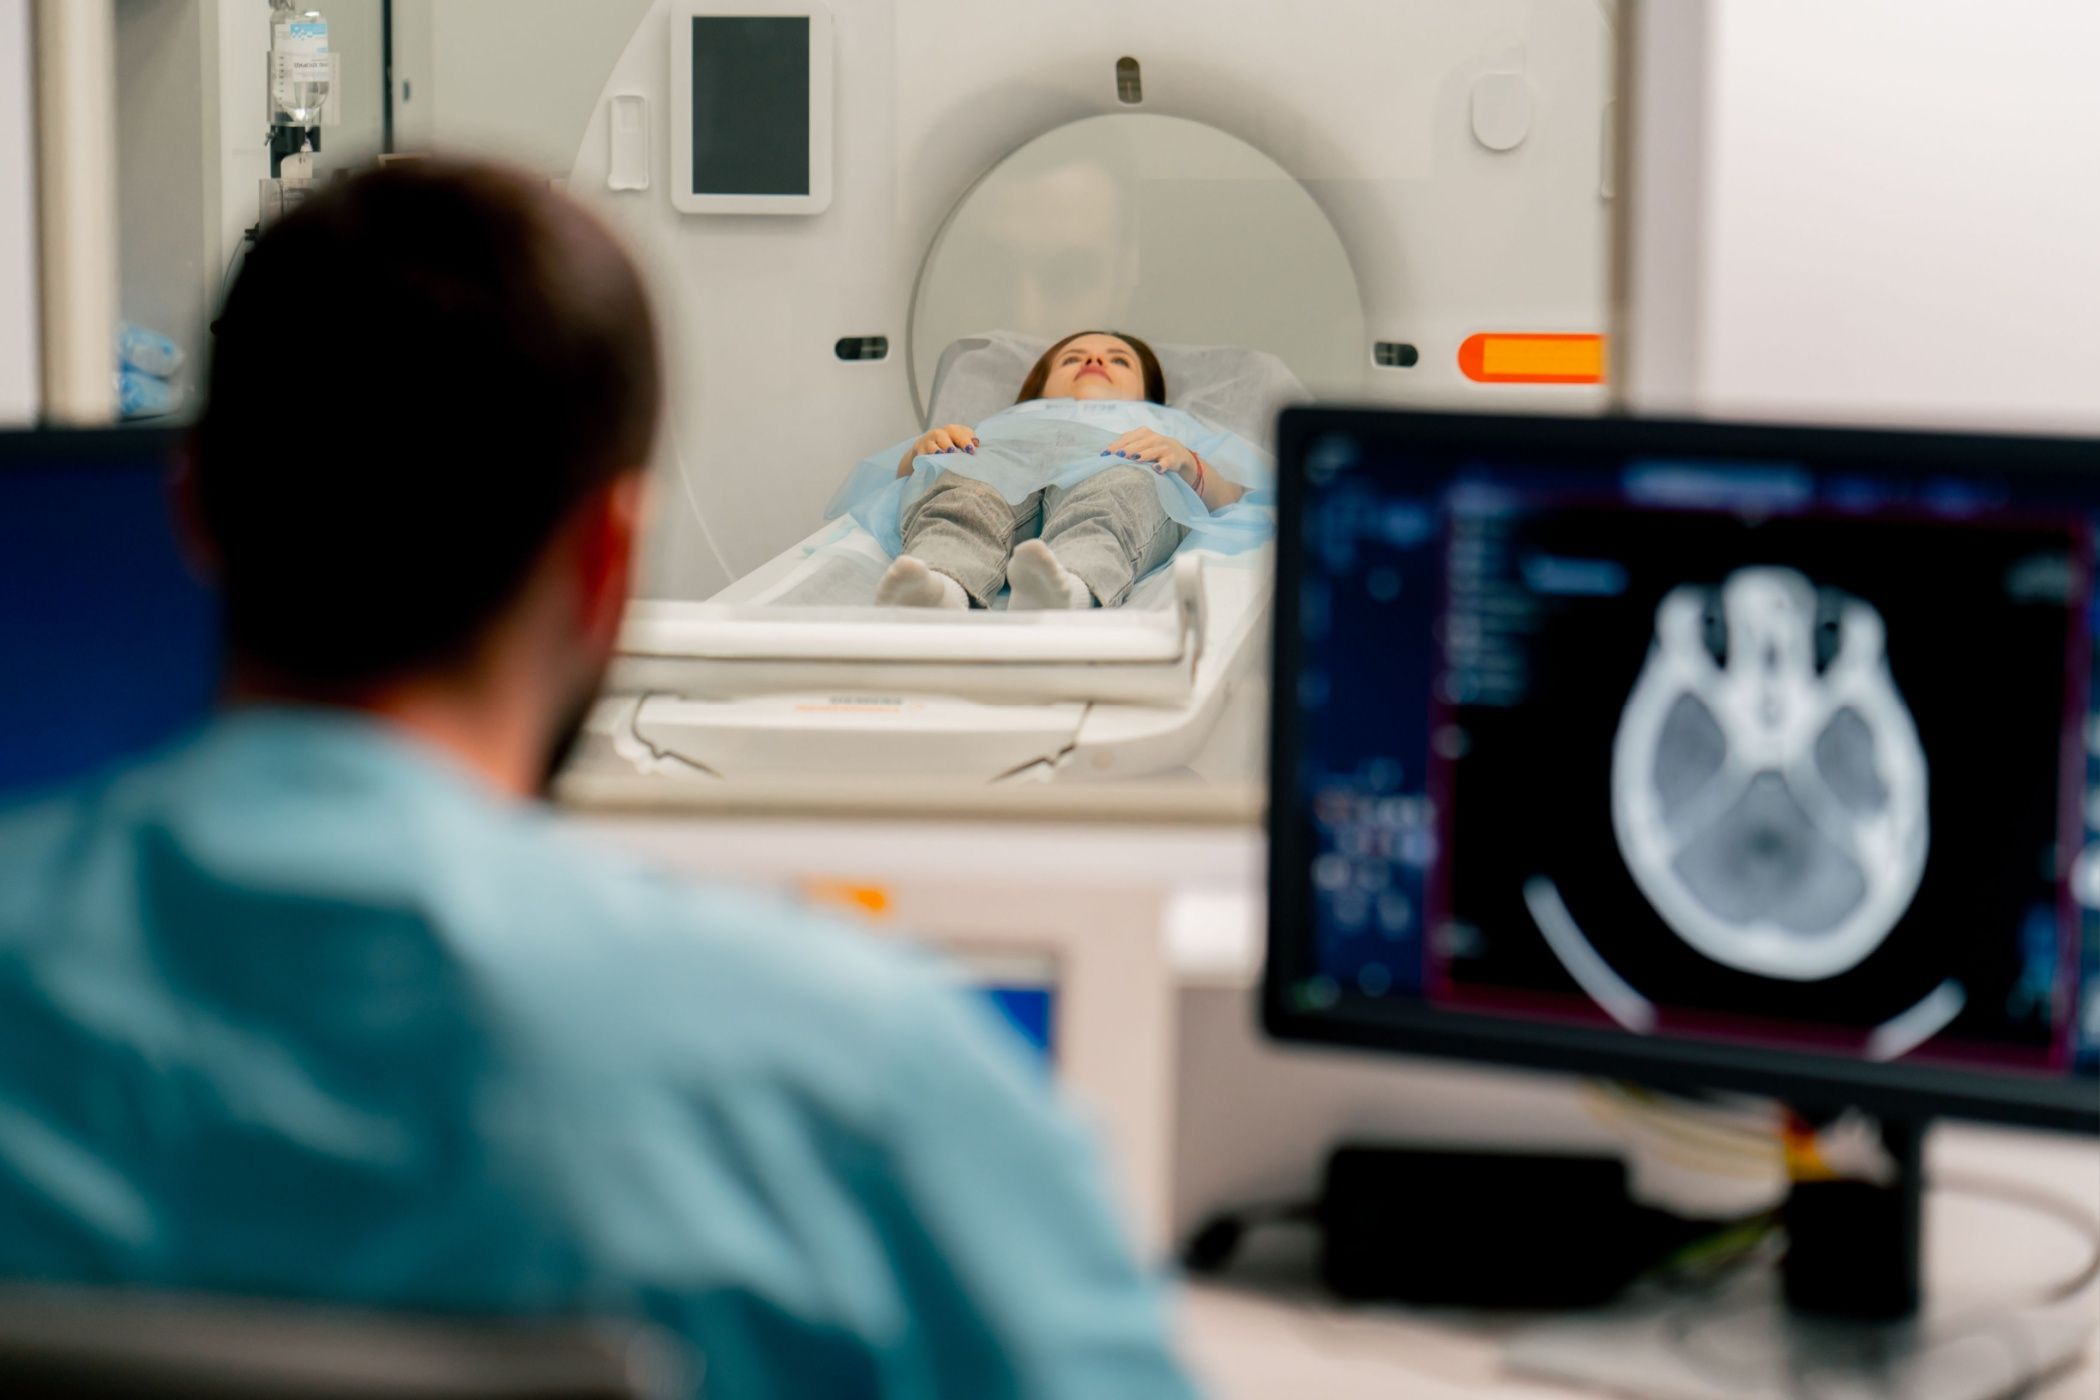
[574, 812, 2097, 1394]
[1180, 1123, 2100, 1399]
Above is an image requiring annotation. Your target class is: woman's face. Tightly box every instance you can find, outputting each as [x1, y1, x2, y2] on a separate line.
[1037, 334, 1146, 401]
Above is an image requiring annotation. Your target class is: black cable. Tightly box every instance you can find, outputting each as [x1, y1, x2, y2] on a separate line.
[223, 229, 254, 284]
[209, 232, 257, 339]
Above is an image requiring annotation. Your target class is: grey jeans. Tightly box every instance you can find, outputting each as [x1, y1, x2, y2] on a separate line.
[899, 466, 1188, 608]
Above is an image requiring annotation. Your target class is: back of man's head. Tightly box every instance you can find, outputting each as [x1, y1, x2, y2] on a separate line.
[195, 159, 661, 688]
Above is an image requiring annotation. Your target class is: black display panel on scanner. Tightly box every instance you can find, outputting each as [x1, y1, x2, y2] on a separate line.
[1264, 410, 2100, 1132]
[689, 17, 810, 196]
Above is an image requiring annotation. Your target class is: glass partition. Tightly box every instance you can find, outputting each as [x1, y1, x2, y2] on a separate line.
[110, 0, 1620, 816]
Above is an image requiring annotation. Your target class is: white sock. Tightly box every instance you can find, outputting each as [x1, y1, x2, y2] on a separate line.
[876, 555, 968, 609]
[1007, 539, 1094, 610]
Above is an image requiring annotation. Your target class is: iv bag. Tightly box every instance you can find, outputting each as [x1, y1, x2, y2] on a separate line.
[269, 6, 334, 128]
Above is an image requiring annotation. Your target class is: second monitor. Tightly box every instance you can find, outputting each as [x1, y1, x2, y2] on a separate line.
[1265, 410, 2100, 1134]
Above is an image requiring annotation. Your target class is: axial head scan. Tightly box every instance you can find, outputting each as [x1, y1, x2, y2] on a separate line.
[1611, 567, 1930, 981]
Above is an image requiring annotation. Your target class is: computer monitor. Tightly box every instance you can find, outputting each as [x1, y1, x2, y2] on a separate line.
[1265, 409, 2100, 1137]
[0, 428, 215, 802]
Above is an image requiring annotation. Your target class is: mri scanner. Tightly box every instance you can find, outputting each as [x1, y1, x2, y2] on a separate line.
[558, 0, 1615, 786]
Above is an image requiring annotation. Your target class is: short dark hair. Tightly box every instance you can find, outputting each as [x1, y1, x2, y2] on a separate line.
[1015, 330, 1167, 405]
[195, 158, 661, 685]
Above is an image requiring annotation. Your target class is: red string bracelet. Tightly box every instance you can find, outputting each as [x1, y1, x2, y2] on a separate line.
[1191, 452, 1207, 497]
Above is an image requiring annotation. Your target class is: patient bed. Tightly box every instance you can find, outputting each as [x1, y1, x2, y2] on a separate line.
[590, 332, 1300, 784]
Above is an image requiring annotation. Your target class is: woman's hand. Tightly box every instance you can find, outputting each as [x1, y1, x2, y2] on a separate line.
[918, 423, 980, 456]
[1102, 427, 1247, 511]
[898, 424, 979, 477]
[1102, 428, 1197, 484]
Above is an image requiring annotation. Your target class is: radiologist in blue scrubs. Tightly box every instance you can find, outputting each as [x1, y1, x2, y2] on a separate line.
[0, 160, 1198, 1398]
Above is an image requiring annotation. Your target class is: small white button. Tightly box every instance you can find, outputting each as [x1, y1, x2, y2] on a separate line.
[1471, 72, 1534, 152]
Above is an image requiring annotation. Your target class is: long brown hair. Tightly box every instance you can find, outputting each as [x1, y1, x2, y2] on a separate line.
[1015, 330, 1166, 405]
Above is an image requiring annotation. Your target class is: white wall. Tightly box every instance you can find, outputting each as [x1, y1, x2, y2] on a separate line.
[115, 0, 218, 375]
[313, 0, 386, 176]
[0, 0, 39, 424]
[1623, 0, 2100, 434]
[214, 0, 265, 267]
[389, 0, 652, 175]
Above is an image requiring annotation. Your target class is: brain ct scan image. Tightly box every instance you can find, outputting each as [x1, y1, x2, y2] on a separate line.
[1288, 441, 2100, 1084]
[1611, 566, 1930, 983]
[1441, 506, 2078, 1067]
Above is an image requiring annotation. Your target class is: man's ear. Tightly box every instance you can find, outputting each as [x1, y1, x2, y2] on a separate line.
[573, 470, 647, 653]
[168, 438, 222, 584]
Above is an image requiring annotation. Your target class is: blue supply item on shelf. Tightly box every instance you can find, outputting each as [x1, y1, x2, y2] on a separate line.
[116, 321, 185, 378]
[116, 368, 179, 419]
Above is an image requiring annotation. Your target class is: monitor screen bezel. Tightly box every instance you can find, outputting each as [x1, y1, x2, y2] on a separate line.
[1264, 407, 2100, 1134]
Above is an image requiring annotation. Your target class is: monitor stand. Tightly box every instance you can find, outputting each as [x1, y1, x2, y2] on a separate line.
[1502, 1118, 2097, 1400]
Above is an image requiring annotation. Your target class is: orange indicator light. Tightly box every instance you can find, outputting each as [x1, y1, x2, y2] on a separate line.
[803, 881, 893, 919]
[1458, 333, 1606, 385]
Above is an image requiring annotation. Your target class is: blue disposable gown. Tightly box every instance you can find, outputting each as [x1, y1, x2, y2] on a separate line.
[827, 398, 1276, 562]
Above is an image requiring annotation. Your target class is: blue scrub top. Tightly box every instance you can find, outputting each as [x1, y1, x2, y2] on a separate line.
[0, 709, 1197, 1398]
